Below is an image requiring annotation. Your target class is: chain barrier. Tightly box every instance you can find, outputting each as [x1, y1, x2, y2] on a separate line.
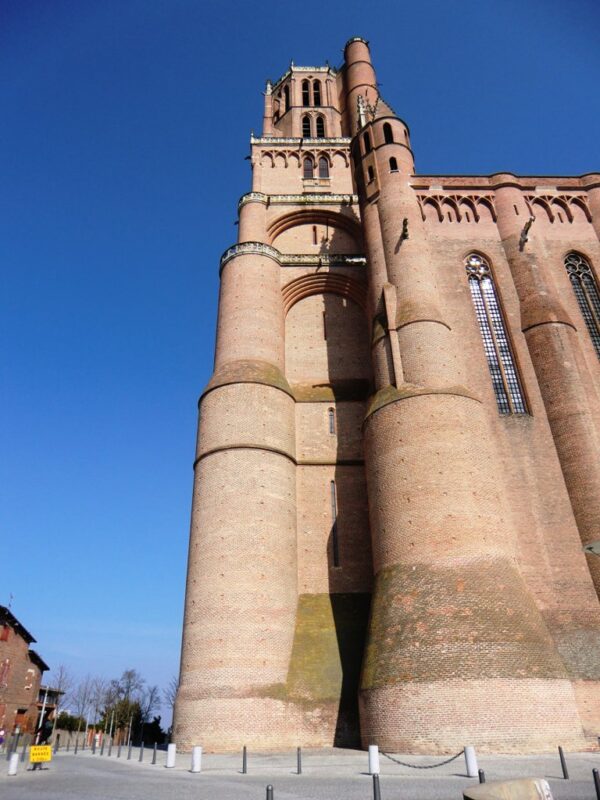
[381, 748, 464, 769]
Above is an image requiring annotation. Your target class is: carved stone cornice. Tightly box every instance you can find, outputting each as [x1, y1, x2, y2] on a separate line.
[220, 242, 281, 272]
[251, 136, 351, 146]
[270, 193, 358, 205]
[220, 242, 366, 273]
[279, 253, 366, 267]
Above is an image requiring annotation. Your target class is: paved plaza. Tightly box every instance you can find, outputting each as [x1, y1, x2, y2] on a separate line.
[1, 746, 599, 800]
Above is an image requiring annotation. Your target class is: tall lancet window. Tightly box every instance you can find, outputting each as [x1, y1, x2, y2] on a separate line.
[565, 252, 600, 358]
[466, 253, 527, 415]
[302, 115, 312, 138]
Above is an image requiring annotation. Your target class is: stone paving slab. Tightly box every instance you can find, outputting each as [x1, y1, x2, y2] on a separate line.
[1, 746, 598, 800]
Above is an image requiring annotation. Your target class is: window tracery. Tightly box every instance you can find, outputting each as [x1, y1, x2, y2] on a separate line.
[466, 253, 527, 414]
[565, 252, 600, 358]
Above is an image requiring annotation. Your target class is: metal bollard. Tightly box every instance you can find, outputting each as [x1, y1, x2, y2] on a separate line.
[558, 746, 569, 780]
[20, 743, 27, 763]
[368, 744, 380, 775]
[166, 742, 176, 768]
[100, 736, 105, 756]
[108, 737, 113, 757]
[117, 742, 122, 758]
[92, 736, 96, 755]
[66, 738, 70, 752]
[139, 742, 144, 762]
[464, 746, 478, 778]
[75, 737, 79, 755]
[593, 768, 600, 800]
[54, 734, 60, 753]
[242, 745, 247, 773]
[297, 746, 302, 775]
[8, 752, 19, 776]
[152, 742, 157, 765]
[191, 745, 202, 773]
[127, 740, 132, 760]
[373, 773, 381, 800]
[266, 784, 274, 800]
[478, 769, 486, 784]
[82, 734, 86, 751]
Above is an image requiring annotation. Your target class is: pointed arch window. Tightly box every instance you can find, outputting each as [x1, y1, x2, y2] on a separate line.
[302, 80, 310, 106]
[383, 122, 393, 144]
[318, 156, 329, 179]
[330, 480, 339, 567]
[303, 157, 314, 179]
[466, 253, 527, 414]
[328, 407, 336, 434]
[313, 80, 322, 106]
[283, 85, 290, 113]
[316, 116, 325, 138]
[565, 252, 600, 358]
[302, 115, 312, 138]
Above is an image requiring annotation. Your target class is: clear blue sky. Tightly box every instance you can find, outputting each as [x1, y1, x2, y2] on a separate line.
[2, 0, 599, 722]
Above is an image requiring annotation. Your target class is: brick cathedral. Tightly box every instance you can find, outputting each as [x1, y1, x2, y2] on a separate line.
[174, 38, 600, 753]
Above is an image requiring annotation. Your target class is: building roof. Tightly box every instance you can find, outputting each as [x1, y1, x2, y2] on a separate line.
[28, 649, 49, 672]
[0, 605, 36, 644]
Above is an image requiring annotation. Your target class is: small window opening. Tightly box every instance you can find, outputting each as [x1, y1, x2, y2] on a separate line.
[383, 122, 393, 144]
[312, 225, 317, 245]
[323, 310, 327, 339]
[316, 117, 325, 138]
[302, 80, 310, 107]
[367, 166, 374, 183]
[465, 211, 471, 222]
[514, 204, 519, 216]
[328, 408, 336, 435]
[303, 157, 314, 179]
[557, 211, 564, 223]
[363, 132, 372, 153]
[330, 480, 339, 567]
[302, 115, 311, 138]
[283, 85, 290, 113]
[389, 157, 398, 172]
[318, 156, 329, 178]
[404, 131, 409, 144]
[313, 80, 322, 106]
[447, 212, 452, 222]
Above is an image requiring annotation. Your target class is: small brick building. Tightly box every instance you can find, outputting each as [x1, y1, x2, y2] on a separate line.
[0, 606, 49, 734]
[174, 38, 600, 753]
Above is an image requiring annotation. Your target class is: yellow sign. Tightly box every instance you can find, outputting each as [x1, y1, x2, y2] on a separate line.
[30, 745, 52, 763]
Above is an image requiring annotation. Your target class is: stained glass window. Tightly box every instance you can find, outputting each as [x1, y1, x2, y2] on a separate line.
[466, 253, 527, 414]
[565, 252, 600, 358]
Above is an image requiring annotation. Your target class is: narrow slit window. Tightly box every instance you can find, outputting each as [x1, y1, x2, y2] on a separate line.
[565, 252, 600, 358]
[466, 253, 527, 414]
[383, 122, 393, 144]
[318, 156, 329, 178]
[312, 225, 318, 245]
[328, 407, 336, 435]
[363, 132, 372, 153]
[323, 310, 327, 339]
[316, 117, 325, 138]
[302, 115, 311, 138]
[514, 204, 519, 215]
[302, 80, 310, 106]
[283, 85, 290, 112]
[389, 157, 398, 172]
[367, 166, 374, 183]
[313, 80, 322, 106]
[303, 157, 314, 179]
[330, 480, 339, 567]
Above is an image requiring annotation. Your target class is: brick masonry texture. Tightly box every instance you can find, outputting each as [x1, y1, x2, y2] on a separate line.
[174, 38, 600, 753]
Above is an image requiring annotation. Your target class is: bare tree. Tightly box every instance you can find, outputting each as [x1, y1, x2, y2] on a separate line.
[163, 675, 178, 713]
[116, 669, 145, 702]
[139, 684, 160, 724]
[72, 675, 95, 734]
[48, 663, 73, 733]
